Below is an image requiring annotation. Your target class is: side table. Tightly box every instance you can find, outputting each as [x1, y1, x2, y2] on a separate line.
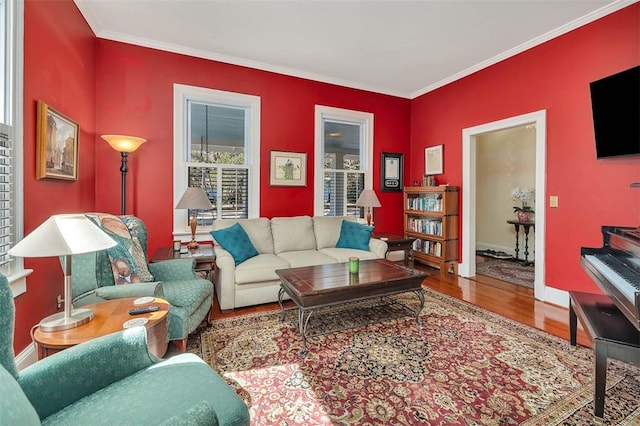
[33, 297, 169, 359]
[373, 233, 416, 267]
[151, 244, 216, 281]
[506, 219, 535, 265]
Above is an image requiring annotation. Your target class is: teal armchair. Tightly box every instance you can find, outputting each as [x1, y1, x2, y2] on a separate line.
[0, 274, 249, 425]
[70, 214, 214, 351]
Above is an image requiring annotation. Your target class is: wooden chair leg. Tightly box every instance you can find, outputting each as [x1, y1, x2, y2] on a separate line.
[173, 338, 187, 353]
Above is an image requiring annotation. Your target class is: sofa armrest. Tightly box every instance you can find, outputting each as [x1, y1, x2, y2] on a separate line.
[369, 238, 388, 258]
[213, 246, 236, 311]
[149, 259, 199, 280]
[95, 281, 164, 300]
[19, 327, 158, 420]
[159, 401, 219, 426]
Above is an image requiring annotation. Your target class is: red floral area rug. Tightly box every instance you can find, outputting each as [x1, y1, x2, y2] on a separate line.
[194, 290, 640, 425]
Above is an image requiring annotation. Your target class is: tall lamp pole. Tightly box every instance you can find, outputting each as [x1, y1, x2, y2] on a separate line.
[102, 135, 147, 215]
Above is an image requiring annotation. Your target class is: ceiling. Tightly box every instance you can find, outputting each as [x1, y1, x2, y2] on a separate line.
[74, 0, 632, 99]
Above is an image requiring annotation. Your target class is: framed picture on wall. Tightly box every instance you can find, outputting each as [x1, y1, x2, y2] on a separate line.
[36, 100, 79, 181]
[269, 150, 307, 186]
[381, 152, 403, 192]
[425, 145, 443, 175]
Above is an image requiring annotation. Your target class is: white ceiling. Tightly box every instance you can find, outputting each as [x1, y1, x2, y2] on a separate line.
[74, 0, 633, 99]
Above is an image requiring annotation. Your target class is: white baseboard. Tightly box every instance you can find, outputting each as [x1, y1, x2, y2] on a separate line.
[543, 286, 569, 308]
[15, 343, 37, 371]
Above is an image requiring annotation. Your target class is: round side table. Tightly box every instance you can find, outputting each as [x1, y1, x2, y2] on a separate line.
[33, 297, 169, 359]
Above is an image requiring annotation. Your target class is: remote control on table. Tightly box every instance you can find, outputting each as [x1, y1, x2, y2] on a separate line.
[128, 305, 160, 315]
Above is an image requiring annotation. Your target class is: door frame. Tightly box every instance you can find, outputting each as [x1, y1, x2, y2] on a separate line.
[459, 110, 552, 301]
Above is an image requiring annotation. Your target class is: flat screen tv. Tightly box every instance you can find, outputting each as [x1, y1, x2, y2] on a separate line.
[589, 65, 640, 159]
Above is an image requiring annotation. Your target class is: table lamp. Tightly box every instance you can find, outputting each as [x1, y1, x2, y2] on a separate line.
[356, 189, 382, 226]
[8, 214, 117, 331]
[175, 187, 213, 249]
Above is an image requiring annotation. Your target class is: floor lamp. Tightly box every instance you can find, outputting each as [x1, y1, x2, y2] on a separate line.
[102, 135, 147, 215]
[8, 214, 117, 331]
[356, 189, 382, 226]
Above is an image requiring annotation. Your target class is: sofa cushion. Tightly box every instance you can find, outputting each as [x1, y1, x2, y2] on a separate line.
[213, 218, 273, 254]
[86, 213, 154, 284]
[277, 250, 338, 268]
[320, 247, 380, 263]
[235, 254, 290, 284]
[211, 223, 258, 266]
[314, 216, 356, 249]
[335, 220, 374, 251]
[271, 216, 316, 254]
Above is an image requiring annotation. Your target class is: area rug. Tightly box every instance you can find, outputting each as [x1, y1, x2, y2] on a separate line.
[190, 289, 640, 425]
[476, 258, 535, 288]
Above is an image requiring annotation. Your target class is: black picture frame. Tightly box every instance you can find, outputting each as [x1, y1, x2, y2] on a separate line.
[381, 152, 403, 192]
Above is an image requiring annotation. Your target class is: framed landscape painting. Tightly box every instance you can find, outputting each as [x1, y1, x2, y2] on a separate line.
[270, 150, 307, 186]
[36, 100, 79, 181]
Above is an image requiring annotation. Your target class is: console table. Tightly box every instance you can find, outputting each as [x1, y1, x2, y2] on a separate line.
[372, 233, 416, 267]
[568, 291, 640, 419]
[506, 219, 535, 265]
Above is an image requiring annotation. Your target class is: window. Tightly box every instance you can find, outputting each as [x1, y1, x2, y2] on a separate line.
[314, 106, 374, 218]
[1, 0, 26, 297]
[173, 85, 260, 238]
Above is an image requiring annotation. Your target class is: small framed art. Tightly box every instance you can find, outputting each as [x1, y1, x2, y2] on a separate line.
[425, 145, 443, 175]
[36, 100, 79, 180]
[270, 150, 307, 186]
[381, 152, 403, 192]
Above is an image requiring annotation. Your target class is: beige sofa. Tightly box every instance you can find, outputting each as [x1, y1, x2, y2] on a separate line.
[211, 215, 388, 310]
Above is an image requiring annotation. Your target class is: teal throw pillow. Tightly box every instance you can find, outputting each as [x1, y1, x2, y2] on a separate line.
[335, 220, 373, 251]
[211, 223, 258, 266]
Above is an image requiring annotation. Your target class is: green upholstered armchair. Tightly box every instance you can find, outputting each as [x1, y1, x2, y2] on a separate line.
[69, 214, 214, 351]
[0, 274, 249, 425]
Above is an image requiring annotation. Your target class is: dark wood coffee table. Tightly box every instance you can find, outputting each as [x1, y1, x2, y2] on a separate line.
[276, 259, 428, 354]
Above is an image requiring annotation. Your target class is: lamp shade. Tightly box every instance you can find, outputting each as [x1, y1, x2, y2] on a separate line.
[8, 214, 117, 257]
[175, 187, 213, 210]
[102, 134, 147, 153]
[355, 189, 382, 208]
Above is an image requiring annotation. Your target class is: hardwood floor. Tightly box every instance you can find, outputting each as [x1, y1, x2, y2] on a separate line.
[211, 262, 592, 348]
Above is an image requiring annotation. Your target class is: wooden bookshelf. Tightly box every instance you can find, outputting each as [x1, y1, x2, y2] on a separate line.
[403, 186, 459, 275]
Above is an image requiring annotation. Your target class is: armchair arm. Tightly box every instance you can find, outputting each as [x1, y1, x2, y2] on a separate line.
[95, 281, 164, 300]
[149, 259, 198, 280]
[19, 327, 158, 420]
[369, 238, 388, 258]
[159, 401, 219, 426]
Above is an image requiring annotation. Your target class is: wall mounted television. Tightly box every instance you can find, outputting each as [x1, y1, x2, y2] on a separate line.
[589, 65, 640, 159]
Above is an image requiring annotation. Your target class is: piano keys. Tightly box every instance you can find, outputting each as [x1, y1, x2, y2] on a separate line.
[580, 225, 640, 331]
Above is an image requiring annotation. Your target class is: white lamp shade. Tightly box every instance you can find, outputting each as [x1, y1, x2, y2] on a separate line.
[8, 214, 117, 257]
[102, 134, 147, 153]
[175, 187, 213, 210]
[355, 189, 382, 208]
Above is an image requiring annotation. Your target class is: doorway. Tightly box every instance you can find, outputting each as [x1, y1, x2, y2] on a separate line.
[459, 110, 547, 301]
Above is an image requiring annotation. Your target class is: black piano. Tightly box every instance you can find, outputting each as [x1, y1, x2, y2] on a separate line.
[581, 225, 640, 330]
[572, 225, 640, 419]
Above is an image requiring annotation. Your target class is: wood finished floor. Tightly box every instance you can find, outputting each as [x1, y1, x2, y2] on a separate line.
[210, 262, 592, 348]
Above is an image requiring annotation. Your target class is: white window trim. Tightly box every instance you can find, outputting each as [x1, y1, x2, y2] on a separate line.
[3, 0, 27, 297]
[313, 105, 374, 216]
[173, 84, 260, 239]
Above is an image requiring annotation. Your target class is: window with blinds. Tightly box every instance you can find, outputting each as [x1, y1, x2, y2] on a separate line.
[316, 107, 373, 218]
[0, 123, 13, 276]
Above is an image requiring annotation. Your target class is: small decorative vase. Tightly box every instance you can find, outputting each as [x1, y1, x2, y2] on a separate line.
[517, 211, 530, 222]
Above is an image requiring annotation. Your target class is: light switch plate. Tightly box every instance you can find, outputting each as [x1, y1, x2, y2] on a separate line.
[550, 196, 558, 208]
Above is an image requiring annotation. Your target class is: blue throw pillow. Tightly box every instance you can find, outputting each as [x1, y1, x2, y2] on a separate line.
[211, 223, 258, 266]
[335, 220, 374, 251]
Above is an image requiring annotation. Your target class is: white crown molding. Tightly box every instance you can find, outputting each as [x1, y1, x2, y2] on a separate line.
[410, 0, 637, 99]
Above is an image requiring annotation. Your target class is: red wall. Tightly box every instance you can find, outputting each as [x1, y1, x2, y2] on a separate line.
[93, 41, 411, 256]
[15, 0, 97, 353]
[410, 4, 640, 293]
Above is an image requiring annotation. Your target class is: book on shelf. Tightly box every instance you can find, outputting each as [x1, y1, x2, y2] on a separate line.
[406, 193, 443, 212]
[406, 217, 442, 236]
